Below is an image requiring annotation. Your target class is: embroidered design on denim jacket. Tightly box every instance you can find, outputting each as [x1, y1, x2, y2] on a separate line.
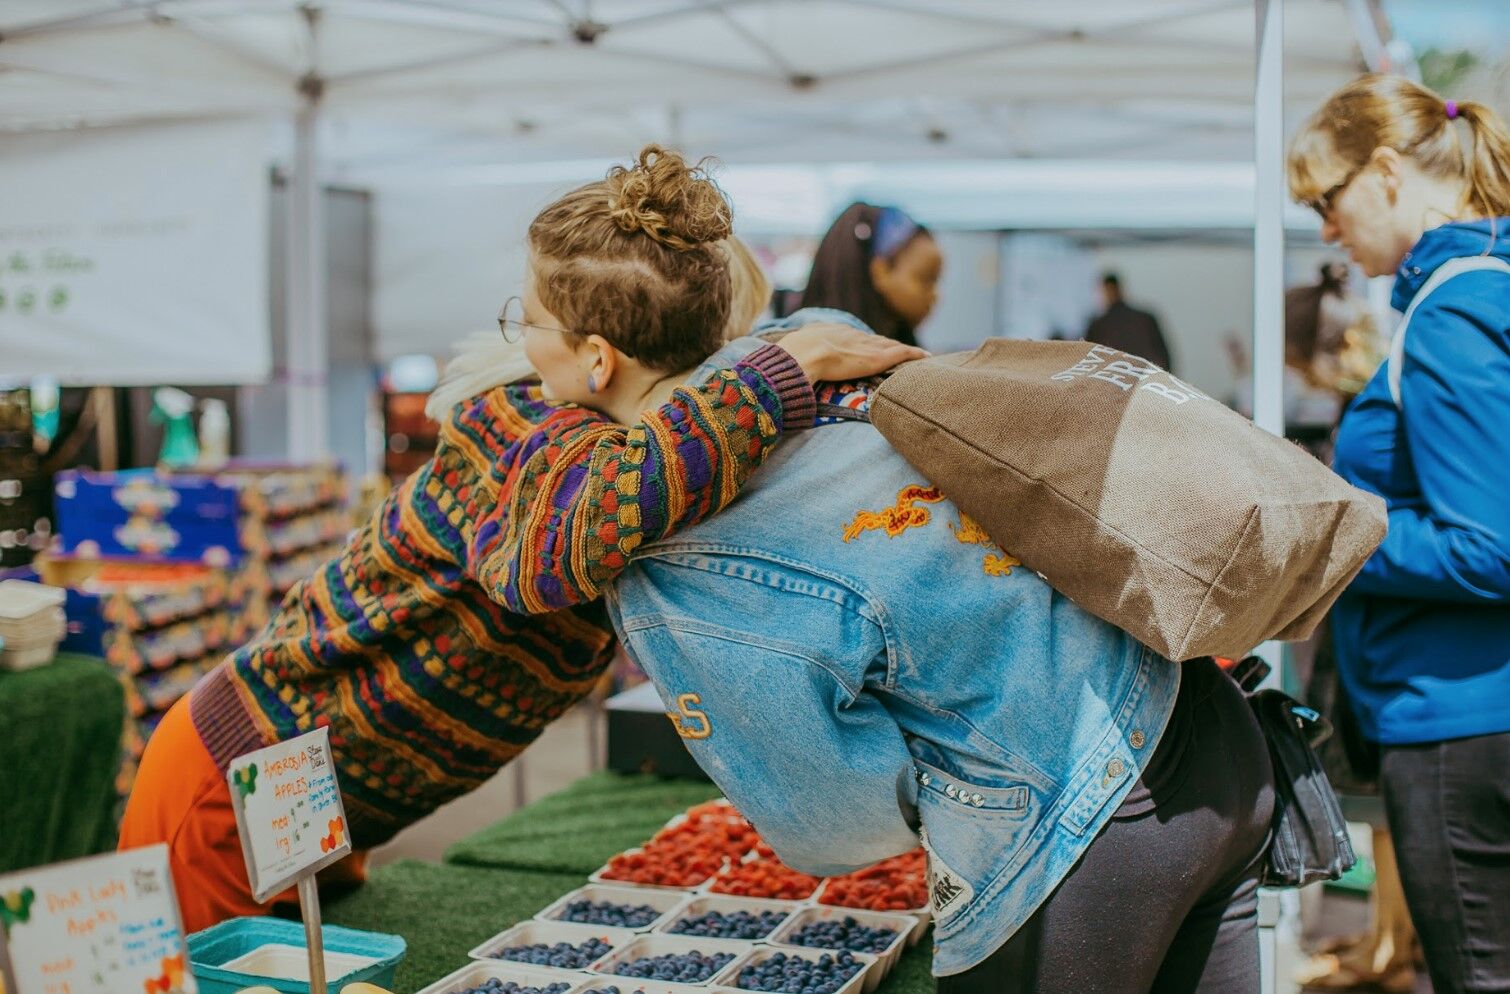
[951, 514, 1021, 577]
[667, 692, 713, 739]
[842, 485, 945, 542]
[983, 553, 1021, 576]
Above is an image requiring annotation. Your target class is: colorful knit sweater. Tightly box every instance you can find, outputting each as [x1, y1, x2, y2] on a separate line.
[191, 344, 814, 846]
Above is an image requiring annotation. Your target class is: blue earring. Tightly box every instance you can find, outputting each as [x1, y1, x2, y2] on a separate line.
[587, 374, 598, 394]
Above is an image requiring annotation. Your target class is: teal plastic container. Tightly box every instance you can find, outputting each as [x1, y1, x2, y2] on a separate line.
[189, 917, 406, 994]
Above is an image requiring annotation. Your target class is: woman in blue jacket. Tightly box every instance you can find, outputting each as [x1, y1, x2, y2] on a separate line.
[1289, 74, 1510, 994]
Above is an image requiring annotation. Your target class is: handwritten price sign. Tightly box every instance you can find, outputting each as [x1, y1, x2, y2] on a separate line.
[0, 844, 195, 994]
[226, 727, 351, 903]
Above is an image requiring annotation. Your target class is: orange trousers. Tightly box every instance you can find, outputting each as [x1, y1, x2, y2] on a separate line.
[118, 694, 367, 935]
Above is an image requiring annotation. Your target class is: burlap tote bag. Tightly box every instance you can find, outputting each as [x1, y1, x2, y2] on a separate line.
[869, 340, 1387, 661]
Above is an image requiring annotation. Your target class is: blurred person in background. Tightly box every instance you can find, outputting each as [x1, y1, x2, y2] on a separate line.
[1084, 272, 1174, 372]
[798, 202, 942, 348]
[1290, 72, 1510, 994]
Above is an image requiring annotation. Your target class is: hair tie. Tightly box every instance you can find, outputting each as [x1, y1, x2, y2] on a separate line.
[1445, 100, 1459, 121]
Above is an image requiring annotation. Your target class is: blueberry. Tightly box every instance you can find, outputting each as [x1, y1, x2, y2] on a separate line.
[736, 951, 863, 993]
[561, 900, 661, 929]
[453, 983, 574, 994]
[669, 909, 788, 940]
[612, 950, 736, 983]
[788, 918, 899, 954]
[495, 937, 614, 969]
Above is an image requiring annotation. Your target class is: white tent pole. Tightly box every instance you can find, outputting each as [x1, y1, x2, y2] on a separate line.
[1254, 4, 1295, 989]
[1251, 8, 1291, 673]
[287, 93, 329, 460]
[1252, 0, 1284, 439]
[287, 7, 329, 461]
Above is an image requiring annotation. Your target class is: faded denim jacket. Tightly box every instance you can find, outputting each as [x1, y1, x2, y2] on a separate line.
[605, 324, 1181, 975]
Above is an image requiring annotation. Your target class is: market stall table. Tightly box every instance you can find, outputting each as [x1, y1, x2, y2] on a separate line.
[322, 772, 935, 994]
[0, 653, 125, 872]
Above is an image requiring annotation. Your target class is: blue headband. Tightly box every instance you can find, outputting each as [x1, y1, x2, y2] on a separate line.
[858, 206, 921, 261]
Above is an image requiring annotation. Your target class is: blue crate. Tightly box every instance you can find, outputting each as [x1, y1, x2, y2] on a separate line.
[54, 469, 245, 564]
[188, 916, 406, 994]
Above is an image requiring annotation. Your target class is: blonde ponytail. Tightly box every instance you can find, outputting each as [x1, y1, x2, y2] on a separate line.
[1455, 100, 1510, 218]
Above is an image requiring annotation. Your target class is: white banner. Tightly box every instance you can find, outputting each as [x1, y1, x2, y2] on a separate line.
[226, 726, 351, 904]
[0, 119, 271, 385]
[0, 844, 196, 994]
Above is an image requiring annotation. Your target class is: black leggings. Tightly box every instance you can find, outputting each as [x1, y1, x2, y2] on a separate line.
[939, 658, 1276, 994]
[1382, 731, 1510, 994]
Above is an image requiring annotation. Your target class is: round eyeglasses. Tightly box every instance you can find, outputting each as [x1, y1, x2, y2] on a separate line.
[497, 296, 570, 343]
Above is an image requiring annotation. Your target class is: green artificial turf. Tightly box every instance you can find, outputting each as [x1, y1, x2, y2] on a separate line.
[321, 858, 586, 993]
[0, 653, 125, 872]
[443, 770, 724, 875]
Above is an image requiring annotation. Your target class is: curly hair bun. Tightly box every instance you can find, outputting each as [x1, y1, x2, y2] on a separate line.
[606, 144, 733, 251]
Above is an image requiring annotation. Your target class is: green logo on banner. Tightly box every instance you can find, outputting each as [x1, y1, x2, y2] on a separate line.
[0, 886, 36, 935]
[233, 762, 258, 798]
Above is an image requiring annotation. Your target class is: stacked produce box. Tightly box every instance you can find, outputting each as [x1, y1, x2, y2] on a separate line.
[415, 801, 930, 994]
[38, 557, 270, 796]
[52, 462, 349, 604]
[44, 462, 350, 796]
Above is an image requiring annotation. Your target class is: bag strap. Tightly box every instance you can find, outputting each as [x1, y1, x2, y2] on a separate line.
[1388, 255, 1510, 409]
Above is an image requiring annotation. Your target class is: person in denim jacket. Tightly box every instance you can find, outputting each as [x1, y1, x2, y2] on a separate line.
[520, 159, 1275, 993]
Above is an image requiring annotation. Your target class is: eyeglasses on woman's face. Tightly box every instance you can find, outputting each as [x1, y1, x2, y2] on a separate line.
[1306, 161, 1368, 218]
[497, 295, 570, 343]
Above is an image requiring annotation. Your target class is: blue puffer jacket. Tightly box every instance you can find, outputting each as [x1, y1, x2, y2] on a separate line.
[1330, 219, 1510, 745]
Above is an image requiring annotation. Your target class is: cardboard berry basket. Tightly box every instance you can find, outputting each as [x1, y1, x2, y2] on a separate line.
[811, 875, 930, 945]
[653, 894, 804, 942]
[537, 884, 693, 933]
[468, 920, 638, 971]
[590, 847, 723, 893]
[718, 945, 879, 994]
[589, 934, 754, 988]
[414, 961, 594, 994]
[767, 906, 914, 978]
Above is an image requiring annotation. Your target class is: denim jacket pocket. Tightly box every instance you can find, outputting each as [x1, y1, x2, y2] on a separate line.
[912, 756, 1041, 932]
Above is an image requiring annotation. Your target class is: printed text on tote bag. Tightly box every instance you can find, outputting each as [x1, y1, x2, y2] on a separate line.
[1050, 345, 1209, 405]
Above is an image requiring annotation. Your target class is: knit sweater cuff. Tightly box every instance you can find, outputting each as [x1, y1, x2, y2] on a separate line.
[740, 342, 816, 430]
[190, 663, 272, 772]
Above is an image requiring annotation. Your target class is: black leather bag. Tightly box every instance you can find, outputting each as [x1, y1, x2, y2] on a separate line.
[1233, 658, 1358, 888]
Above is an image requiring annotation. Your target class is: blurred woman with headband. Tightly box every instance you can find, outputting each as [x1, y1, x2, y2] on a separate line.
[799, 202, 943, 348]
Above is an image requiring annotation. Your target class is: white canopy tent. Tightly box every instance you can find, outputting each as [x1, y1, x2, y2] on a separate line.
[0, 0, 1390, 458]
[1, 5, 1413, 979]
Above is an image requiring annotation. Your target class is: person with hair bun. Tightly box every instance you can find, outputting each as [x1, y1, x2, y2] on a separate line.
[531, 150, 1277, 990]
[1290, 73, 1510, 994]
[118, 145, 924, 933]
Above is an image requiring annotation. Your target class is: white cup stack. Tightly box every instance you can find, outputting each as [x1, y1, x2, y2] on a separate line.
[0, 579, 67, 671]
